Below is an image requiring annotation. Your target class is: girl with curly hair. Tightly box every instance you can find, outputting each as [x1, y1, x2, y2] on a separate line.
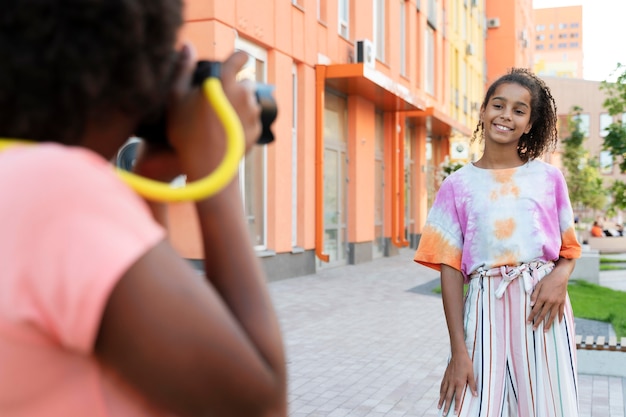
[414, 68, 581, 416]
[0, 1, 286, 416]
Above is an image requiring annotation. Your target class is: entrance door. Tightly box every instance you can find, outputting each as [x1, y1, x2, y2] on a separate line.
[320, 92, 348, 268]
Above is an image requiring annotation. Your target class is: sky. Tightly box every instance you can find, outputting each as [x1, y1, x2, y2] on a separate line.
[533, 0, 626, 81]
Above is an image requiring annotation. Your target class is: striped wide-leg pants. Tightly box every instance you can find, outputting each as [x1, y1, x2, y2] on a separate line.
[440, 262, 579, 416]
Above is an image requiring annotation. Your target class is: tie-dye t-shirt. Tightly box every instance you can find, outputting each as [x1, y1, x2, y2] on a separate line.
[414, 159, 581, 281]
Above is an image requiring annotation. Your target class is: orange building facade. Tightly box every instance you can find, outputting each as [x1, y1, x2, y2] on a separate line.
[485, 0, 534, 85]
[533, 6, 583, 79]
[164, 0, 475, 280]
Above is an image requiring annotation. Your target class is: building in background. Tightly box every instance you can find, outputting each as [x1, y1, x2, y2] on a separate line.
[484, 0, 534, 86]
[533, 6, 583, 78]
[127, 0, 588, 281]
[446, 0, 486, 164]
[164, 0, 483, 280]
[543, 77, 626, 183]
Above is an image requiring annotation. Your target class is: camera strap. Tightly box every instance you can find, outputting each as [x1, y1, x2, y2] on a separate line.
[0, 78, 245, 203]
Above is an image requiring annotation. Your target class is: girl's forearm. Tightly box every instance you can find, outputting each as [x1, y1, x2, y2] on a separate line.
[440, 264, 468, 357]
[554, 257, 576, 280]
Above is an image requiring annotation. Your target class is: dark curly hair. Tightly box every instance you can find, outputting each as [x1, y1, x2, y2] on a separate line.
[472, 68, 558, 161]
[0, 0, 183, 144]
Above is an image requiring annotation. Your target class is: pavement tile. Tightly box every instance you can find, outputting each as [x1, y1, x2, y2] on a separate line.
[270, 248, 626, 416]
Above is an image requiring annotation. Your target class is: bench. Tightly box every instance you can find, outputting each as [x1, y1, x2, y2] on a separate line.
[576, 334, 626, 377]
[587, 236, 626, 254]
[576, 334, 626, 351]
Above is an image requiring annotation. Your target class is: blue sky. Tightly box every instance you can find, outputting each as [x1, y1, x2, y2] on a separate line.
[533, 0, 626, 81]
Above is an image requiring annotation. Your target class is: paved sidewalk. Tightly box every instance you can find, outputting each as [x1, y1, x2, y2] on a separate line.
[269, 248, 626, 417]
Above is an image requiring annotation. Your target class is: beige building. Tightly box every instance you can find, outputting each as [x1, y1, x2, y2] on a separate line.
[543, 77, 626, 185]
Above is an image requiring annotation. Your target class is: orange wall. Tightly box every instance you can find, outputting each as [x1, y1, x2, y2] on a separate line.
[266, 50, 293, 252]
[172, 0, 454, 259]
[486, 0, 534, 85]
[347, 96, 375, 243]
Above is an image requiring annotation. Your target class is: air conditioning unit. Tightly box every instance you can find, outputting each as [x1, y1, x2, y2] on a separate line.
[487, 17, 500, 29]
[356, 39, 375, 68]
[466, 43, 475, 56]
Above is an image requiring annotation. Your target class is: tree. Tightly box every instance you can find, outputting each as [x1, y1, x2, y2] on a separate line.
[600, 63, 626, 212]
[561, 106, 606, 215]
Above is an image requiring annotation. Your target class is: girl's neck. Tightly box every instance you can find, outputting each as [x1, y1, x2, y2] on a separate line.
[473, 150, 526, 170]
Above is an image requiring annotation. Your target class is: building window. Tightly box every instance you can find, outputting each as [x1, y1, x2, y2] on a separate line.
[235, 38, 268, 250]
[600, 150, 613, 174]
[572, 113, 590, 138]
[600, 113, 613, 137]
[425, 26, 435, 95]
[536, 24, 545, 31]
[318, 0, 327, 22]
[400, 0, 408, 76]
[427, 0, 437, 28]
[338, 0, 349, 38]
[559, 22, 567, 29]
[570, 22, 579, 28]
[558, 43, 567, 48]
[570, 42, 579, 48]
[374, 0, 386, 62]
[536, 34, 545, 41]
[570, 32, 579, 38]
[536, 44, 544, 50]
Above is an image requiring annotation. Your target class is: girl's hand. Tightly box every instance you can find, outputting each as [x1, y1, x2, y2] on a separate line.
[438, 353, 477, 415]
[528, 260, 573, 331]
[166, 44, 261, 180]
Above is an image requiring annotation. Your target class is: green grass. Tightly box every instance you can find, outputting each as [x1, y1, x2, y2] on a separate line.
[599, 257, 626, 271]
[600, 257, 626, 263]
[568, 280, 626, 338]
[430, 280, 626, 338]
[600, 264, 626, 271]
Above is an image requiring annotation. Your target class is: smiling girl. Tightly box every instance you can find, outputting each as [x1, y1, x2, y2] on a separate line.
[414, 68, 581, 416]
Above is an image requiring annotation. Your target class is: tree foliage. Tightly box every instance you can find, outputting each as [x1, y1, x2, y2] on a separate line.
[600, 63, 626, 211]
[561, 106, 606, 212]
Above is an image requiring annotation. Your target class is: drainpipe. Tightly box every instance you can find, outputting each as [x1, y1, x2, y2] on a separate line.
[392, 112, 409, 248]
[398, 112, 409, 247]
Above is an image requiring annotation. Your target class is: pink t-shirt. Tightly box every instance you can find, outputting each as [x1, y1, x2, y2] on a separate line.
[0, 144, 169, 416]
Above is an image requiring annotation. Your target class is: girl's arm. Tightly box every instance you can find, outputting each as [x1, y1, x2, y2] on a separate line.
[94, 50, 287, 417]
[528, 257, 575, 331]
[438, 264, 477, 415]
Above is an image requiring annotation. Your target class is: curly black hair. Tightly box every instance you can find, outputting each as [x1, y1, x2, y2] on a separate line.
[472, 68, 558, 161]
[0, 0, 183, 144]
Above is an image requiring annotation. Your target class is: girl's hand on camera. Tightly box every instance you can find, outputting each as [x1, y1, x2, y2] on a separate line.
[166, 44, 261, 181]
